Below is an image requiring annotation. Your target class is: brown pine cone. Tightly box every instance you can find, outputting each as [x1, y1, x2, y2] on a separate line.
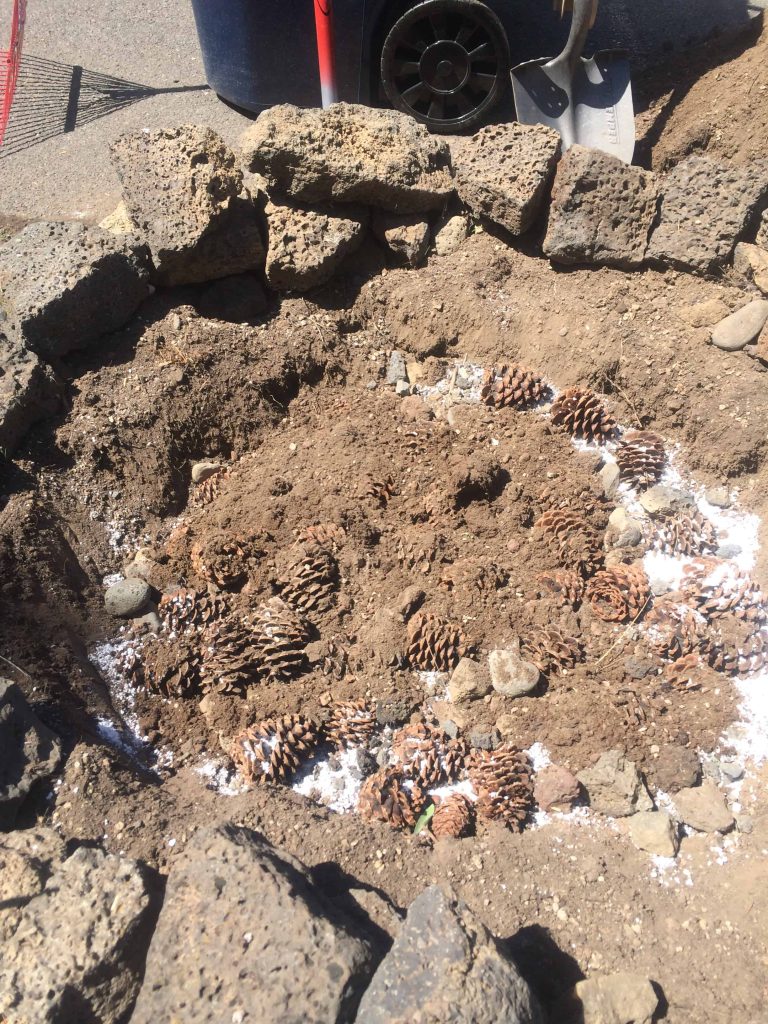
[550, 387, 617, 444]
[326, 700, 376, 750]
[522, 625, 584, 674]
[392, 721, 469, 787]
[158, 588, 230, 633]
[469, 746, 534, 832]
[358, 768, 422, 830]
[321, 635, 352, 680]
[406, 611, 473, 672]
[701, 619, 768, 678]
[586, 564, 650, 622]
[294, 523, 346, 553]
[201, 613, 259, 694]
[653, 510, 717, 558]
[644, 595, 705, 660]
[481, 364, 549, 410]
[139, 632, 203, 698]
[251, 597, 311, 681]
[365, 474, 399, 508]
[190, 531, 265, 590]
[432, 793, 474, 839]
[231, 714, 320, 785]
[277, 544, 339, 615]
[662, 652, 704, 692]
[683, 560, 766, 624]
[535, 509, 603, 577]
[192, 466, 229, 506]
[536, 569, 585, 607]
[615, 431, 666, 489]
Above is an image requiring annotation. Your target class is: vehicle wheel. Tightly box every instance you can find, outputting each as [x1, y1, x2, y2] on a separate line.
[380, 0, 510, 133]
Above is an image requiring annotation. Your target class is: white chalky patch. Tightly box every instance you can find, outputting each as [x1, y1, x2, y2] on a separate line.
[292, 746, 367, 813]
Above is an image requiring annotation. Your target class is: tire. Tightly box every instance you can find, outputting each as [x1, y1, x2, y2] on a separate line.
[380, 0, 510, 133]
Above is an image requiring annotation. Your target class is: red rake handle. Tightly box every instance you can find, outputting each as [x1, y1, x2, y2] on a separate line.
[313, 0, 337, 108]
[1, 0, 26, 147]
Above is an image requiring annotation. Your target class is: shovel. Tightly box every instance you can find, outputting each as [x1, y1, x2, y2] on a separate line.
[511, 0, 635, 163]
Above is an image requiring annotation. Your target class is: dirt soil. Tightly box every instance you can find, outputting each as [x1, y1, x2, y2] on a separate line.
[4, 24, 768, 1024]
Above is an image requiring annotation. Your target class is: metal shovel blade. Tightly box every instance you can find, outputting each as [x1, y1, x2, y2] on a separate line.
[511, 50, 634, 163]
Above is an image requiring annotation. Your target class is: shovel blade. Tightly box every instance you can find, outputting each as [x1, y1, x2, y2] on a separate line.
[511, 49, 635, 163]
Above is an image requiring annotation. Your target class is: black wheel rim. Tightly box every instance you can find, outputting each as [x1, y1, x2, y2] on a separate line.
[383, 5, 504, 126]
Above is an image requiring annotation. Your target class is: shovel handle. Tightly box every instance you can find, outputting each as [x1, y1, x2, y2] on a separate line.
[556, 0, 599, 74]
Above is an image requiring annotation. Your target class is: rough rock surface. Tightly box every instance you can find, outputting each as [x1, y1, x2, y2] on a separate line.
[241, 103, 453, 213]
[372, 212, 430, 267]
[104, 577, 152, 618]
[448, 657, 493, 703]
[733, 242, 768, 294]
[433, 213, 471, 256]
[0, 679, 61, 827]
[0, 846, 155, 1024]
[132, 824, 373, 1023]
[628, 810, 679, 857]
[672, 781, 735, 833]
[110, 125, 266, 286]
[710, 299, 768, 351]
[452, 122, 561, 235]
[356, 885, 543, 1024]
[556, 972, 659, 1024]
[647, 744, 702, 793]
[0, 221, 150, 357]
[489, 648, 540, 698]
[534, 764, 582, 813]
[0, 827, 66, 942]
[0, 334, 60, 454]
[647, 155, 768, 273]
[265, 200, 367, 291]
[543, 146, 658, 268]
[577, 749, 653, 817]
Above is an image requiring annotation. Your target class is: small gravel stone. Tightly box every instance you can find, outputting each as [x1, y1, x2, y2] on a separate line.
[557, 973, 658, 1024]
[710, 299, 768, 351]
[704, 486, 731, 509]
[104, 578, 151, 618]
[395, 379, 411, 397]
[534, 765, 582, 812]
[629, 810, 679, 858]
[488, 649, 540, 698]
[639, 485, 694, 516]
[716, 544, 741, 559]
[386, 350, 408, 386]
[648, 744, 702, 794]
[448, 658, 492, 703]
[599, 461, 620, 497]
[673, 781, 735, 833]
[467, 726, 501, 751]
[392, 585, 425, 622]
[578, 749, 653, 817]
[191, 461, 221, 484]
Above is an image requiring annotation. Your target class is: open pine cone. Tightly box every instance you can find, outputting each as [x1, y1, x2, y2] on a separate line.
[277, 544, 339, 615]
[192, 466, 229, 506]
[615, 431, 666, 489]
[326, 700, 376, 749]
[522, 625, 583, 674]
[321, 635, 352, 680]
[682, 560, 766, 625]
[231, 714, 320, 785]
[251, 597, 311, 681]
[358, 768, 425, 830]
[365, 474, 399, 508]
[294, 523, 346, 553]
[133, 633, 204, 698]
[432, 793, 474, 839]
[201, 613, 260, 694]
[536, 569, 585, 607]
[586, 564, 650, 622]
[535, 509, 603, 577]
[662, 652, 704, 692]
[469, 747, 534, 832]
[480, 364, 549, 410]
[550, 387, 617, 444]
[701, 618, 768, 677]
[158, 587, 230, 633]
[644, 595, 706, 660]
[653, 510, 717, 558]
[392, 720, 469, 787]
[406, 611, 473, 672]
[190, 531, 265, 590]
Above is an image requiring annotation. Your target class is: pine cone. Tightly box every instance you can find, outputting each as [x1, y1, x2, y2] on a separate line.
[481, 364, 549, 410]
[644, 595, 705, 659]
[192, 466, 228, 506]
[392, 721, 470, 787]
[469, 747, 534, 832]
[294, 523, 346, 553]
[406, 611, 473, 672]
[358, 768, 424, 830]
[277, 544, 339, 615]
[653, 510, 717, 558]
[158, 588, 230, 633]
[321, 635, 352, 679]
[615, 431, 666, 489]
[586, 564, 650, 622]
[139, 632, 203, 698]
[326, 700, 376, 749]
[662, 652, 703, 692]
[550, 387, 617, 444]
[535, 509, 603, 577]
[536, 569, 585, 607]
[251, 597, 311, 681]
[701, 620, 768, 677]
[231, 714, 320, 785]
[201, 613, 259, 694]
[432, 793, 474, 839]
[190, 531, 265, 589]
[522, 625, 583, 674]
[365, 474, 399, 508]
[683, 560, 766, 624]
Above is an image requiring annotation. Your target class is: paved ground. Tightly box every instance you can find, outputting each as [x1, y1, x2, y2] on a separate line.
[0, 0, 765, 222]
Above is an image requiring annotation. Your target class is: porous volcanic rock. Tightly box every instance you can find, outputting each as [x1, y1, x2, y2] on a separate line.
[0, 679, 61, 828]
[0, 221, 150, 357]
[647, 155, 768, 274]
[543, 146, 659, 268]
[265, 200, 368, 291]
[0, 827, 66, 942]
[372, 211, 430, 267]
[0, 333, 60, 454]
[110, 124, 266, 286]
[452, 122, 561, 234]
[577, 749, 653, 817]
[356, 884, 544, 1024]
[556, 972, 659, 1024]
[132, 824, 374, 1023]
[0, 846, 156, 1024]
[672, 781, 735, 833]
[240, 103, 454, 213]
